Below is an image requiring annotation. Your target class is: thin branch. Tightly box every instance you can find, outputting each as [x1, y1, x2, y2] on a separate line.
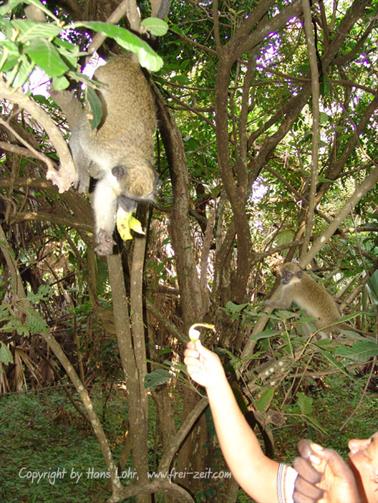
[165, 91, 215, 127]
[334, 17, 376, 65]
[199, 208, 215, 313]
[300, 0, 320, 259]
[0, 141, 41, 160]
[301, 166, 378, 265]
[88, 0, 132, 55]
[13, 211, 92, 232]
[238, 52, 256, 182]
[146, 299, 186, 343]
[339, 357, 376, 431]
[226, 0, 277, 55]
[130, 236, 150, 487]
[158, 398, 208, 473]
[236, 1, 302, 57]
[172, 30, 217, 56]
[0, 80, 76, 192]
[212, 0, 221, 51]
[0, 119, 54, 167]
[125, 0, 142, 31]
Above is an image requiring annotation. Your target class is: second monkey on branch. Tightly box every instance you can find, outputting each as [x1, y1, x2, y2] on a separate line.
[266, 262, 361, 337]
[52, 54, 158, 256]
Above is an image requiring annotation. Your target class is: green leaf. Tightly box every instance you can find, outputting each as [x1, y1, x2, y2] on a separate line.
[53, 38, 80, 67]
[75, 22, 163, 72]
[86, 86, 103, 129]
[302, 414, 327, 435]
[251, 329, 282, 342]
[255, 387, 274, 413]
[0, 40, 20, 72]
[225, 301, 249, 315]
[144, 369, 171, 389]
[319, 112, 330, 124]
[10, 55, 34, 88]
[297, 392, 313, 415]
[0, 343, 13, 366]
[315, 347, 351, 377]
[11, 20, 61, 41]
[25, 39, 69, 77]
[52, 75, 70, 90]
[0, 0, 24, 14]
[27, 284, 51, 304]
[275, 229, 295, 246]
[335, 340, 378, 362]
[25, 308, 48, 334]
[0, 40, 19, 56]
[141, 17, 169, 37]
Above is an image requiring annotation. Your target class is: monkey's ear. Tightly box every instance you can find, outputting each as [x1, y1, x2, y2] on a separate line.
[296, 270, 304, 279]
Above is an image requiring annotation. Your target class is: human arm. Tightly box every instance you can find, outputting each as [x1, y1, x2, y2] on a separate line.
[184, 341, 280, 503]
[293, 439, 361, 503]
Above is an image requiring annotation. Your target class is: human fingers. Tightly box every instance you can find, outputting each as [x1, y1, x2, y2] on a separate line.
[293, 475, 324, 501]
[293, 456, 322, 485]
[297, 439, 324, 460]
[184, 347, 200, 359]
[320, 448, 356, 483]
[293, 488, 320, 503]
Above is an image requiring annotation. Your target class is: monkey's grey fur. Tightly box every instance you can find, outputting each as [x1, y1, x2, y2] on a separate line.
[267, 262, 344, 335]
[52, 54, 157, 256]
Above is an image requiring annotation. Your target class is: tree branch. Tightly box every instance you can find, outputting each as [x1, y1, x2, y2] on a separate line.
[0, 81, 77, 192]
[300, 0, 320, 259]
[302, 166, 378, 265]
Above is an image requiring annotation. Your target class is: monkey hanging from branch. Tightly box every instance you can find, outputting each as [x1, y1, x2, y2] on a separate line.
[51, 53, 157, 256]
[266, 262, 363, 337]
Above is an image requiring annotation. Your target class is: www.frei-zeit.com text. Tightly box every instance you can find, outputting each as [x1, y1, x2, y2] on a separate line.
[18, 467, 232, 485]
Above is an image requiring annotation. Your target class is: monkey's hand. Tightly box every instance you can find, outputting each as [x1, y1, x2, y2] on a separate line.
[95, 229, 115, 256]
[184, 341, 225, 389]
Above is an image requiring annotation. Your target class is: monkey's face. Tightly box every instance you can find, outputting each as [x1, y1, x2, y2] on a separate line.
[279, 263, 303, 285]
[112, 163, 157, 201]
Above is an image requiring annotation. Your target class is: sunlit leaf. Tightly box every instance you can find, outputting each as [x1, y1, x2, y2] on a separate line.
[76, 22, 163, 72]
[335, 340, 378, 362]
[11, 19, 61, 41]
[52, 75, 70, 90]
[0, 0, 24, 14]
[0, 343, 13, 365]
[10, 55, 34, 88]
[255, 387, 274, 413]
[25, 39, 69, 77]
[297, 392, 313, 415]
[141, 17, 168, 36]
[250, 329, 282, 342]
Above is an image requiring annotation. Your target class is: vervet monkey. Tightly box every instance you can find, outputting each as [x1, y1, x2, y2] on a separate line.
[51, 54, 157, 256]
[266, 262, 346, 335]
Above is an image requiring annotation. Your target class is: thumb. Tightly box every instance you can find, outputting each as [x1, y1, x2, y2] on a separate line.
[195, 340, 208, 355]
[195, 341, 218, 361]
[321, 449, 355, 481]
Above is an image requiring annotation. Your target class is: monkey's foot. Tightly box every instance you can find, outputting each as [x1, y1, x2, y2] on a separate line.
[95, 230, 115, 256]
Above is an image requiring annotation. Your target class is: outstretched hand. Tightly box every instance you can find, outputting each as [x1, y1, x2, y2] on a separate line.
[293, 439, 361, 503]
[184, 341, 226, 389]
